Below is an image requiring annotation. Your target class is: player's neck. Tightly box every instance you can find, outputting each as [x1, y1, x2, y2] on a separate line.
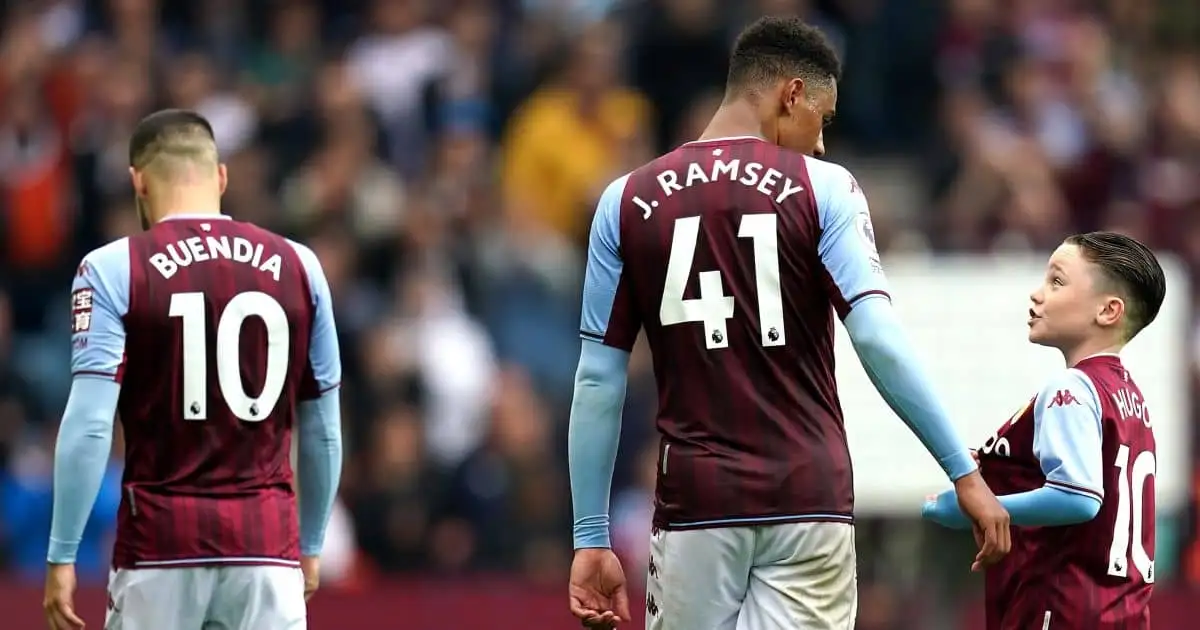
[698, 100, 767, 143]
[1062, 337, 1125, 367]
[155, 207, 221, 221]
[148, 196, 222, 223]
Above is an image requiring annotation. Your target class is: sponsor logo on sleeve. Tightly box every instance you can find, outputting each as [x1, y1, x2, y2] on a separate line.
[71, 288, 94, 333]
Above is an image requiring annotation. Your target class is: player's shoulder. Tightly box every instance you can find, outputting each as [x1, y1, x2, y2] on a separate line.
[77, 237, 132, 281]
[282, 237, 324, 275]
[227, 218, 287, 243]
[1036, 366, 1102, 410]
[1068, 355, 1138, 392]
[225, 220, 307, 259]
[803, 156, 862, 204]
[600, 172, 632, 201]
[593, 172, 633, 223]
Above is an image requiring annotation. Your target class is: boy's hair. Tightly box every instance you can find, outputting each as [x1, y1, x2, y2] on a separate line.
[128, 109, 218, 176]
[726, 17, 841, 94]
[1067, 231, 1167, 339]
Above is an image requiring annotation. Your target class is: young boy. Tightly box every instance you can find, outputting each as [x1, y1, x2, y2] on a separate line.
[923, 232, 1166, 629]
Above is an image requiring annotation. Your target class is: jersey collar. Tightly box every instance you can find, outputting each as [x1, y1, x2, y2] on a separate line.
[159, 214, 232, 222]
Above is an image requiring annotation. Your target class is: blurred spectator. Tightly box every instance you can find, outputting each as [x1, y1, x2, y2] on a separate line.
[500, 19, 651, 245]
[0, 425, 120, 584]
[627, 0, 729, 153]
[351, 400, 438, 572]
[347, 0, 452, 176]
[440, 367, 568, 581]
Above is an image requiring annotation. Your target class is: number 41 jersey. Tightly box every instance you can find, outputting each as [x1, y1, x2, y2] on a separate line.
[70, 215, 339, 569]
[581, 137, 890, 531]
[979, 354, 1154, 630]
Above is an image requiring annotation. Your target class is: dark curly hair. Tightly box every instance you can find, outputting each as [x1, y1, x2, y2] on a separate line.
[727, 16, 842, 94]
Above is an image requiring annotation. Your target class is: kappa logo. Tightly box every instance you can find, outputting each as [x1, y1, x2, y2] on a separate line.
[1047, 389, 1080, 408]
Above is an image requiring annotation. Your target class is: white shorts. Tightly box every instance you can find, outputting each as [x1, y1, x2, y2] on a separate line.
[105, 565, 306, 630]
[646, 521, 857, 630]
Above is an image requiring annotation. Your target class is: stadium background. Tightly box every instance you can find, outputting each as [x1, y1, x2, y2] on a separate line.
[0, 0, 1198, 627]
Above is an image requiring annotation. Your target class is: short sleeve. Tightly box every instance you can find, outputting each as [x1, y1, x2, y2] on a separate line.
[809, 158, 891, 318]
[579, 174, 640, 351]
[1033, 368, 1105, 501]
[70, 239, 132, 381]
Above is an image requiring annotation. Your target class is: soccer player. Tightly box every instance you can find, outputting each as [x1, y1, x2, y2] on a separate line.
[42, 110, 343, 630]
[567, 16, 1010, 630]
[923, 232, 1165, 629]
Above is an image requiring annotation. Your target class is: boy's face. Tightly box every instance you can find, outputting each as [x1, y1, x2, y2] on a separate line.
[1028, 243, 1124, 348]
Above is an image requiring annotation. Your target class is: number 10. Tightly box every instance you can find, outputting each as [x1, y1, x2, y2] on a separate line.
[170, 291, 291, 422]
[1107, 444, 1156, 583]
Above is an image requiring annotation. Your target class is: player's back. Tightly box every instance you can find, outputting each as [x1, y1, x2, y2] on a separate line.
[112, 216, 318, 568]
[611, 137, 879, 529]
[981, 354, 1154, 629]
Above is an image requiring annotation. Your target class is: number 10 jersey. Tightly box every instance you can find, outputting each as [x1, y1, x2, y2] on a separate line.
[70, 215, 339, 569]
[979, 354, 1154, 629]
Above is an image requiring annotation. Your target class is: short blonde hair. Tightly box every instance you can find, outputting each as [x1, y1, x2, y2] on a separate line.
[128, 109, 219, 178]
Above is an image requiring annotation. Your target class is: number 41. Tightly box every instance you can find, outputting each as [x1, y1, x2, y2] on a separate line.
[659, 214, 785, 350]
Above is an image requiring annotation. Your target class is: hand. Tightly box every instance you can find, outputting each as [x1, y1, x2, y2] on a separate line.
[300, 556, 320, 601]
[953, 471, 1011, 572]
[44, 563, 85, 630]
[970, 449, 980, 464]
[569, 548, 631, 629]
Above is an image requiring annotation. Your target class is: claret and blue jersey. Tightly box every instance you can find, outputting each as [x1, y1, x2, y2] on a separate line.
[984, 356, 1154, 629]
[50, 215, 343, 569]
[923, 353, 1155, 628]
[570, 137, 978, 549]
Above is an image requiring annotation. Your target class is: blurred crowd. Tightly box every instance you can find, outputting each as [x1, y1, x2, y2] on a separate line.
[0, 0, 1198, 626]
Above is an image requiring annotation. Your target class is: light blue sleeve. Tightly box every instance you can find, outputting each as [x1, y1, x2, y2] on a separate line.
[579, 174, 640, 351]
[288, 240, 343, 556]
[843, 298, 977, 480]
[1033, 369, 1105, 501]
[296, 391, 342, 556]
[810, 159, 890, 315]
[922, 368, 1104, 529]
[923, 485, 1101, 529]
[568, 339, 631, 549]
[70, 240, 131, 379]
[289, 240, 342, 396]
[48, 376, 122, 563]
[50, 243, 131, 563]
